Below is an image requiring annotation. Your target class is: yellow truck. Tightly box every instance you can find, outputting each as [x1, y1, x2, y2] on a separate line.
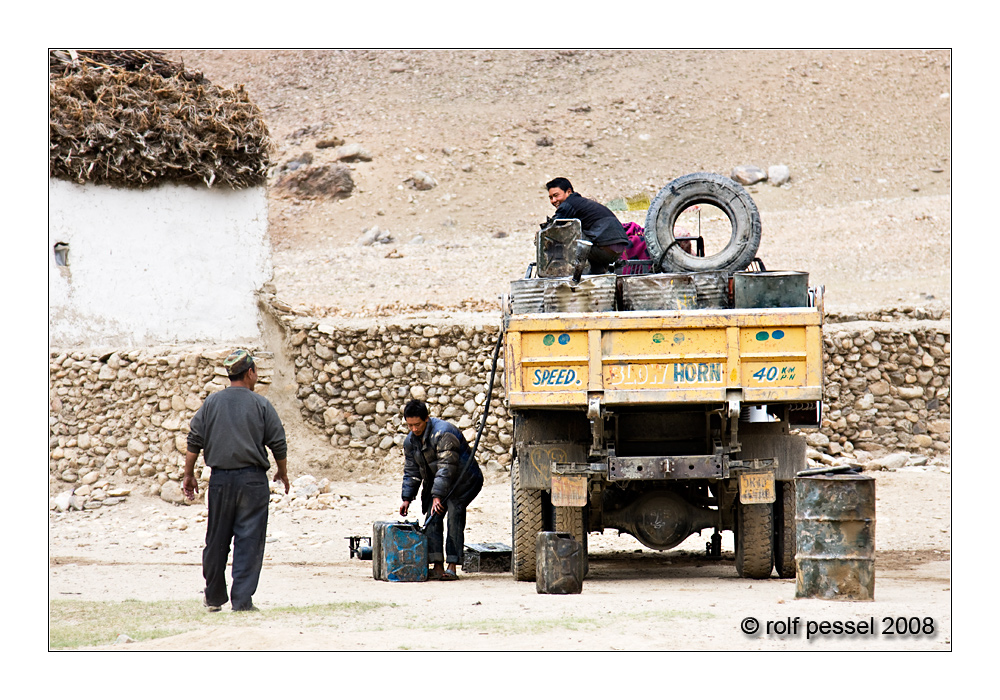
[502, 173, 824, 581]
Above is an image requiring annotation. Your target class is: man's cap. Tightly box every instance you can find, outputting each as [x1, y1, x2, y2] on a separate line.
[223, 349, 256, 376]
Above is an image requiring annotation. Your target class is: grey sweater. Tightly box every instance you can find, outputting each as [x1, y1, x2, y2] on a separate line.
[187, 387, 287, 469]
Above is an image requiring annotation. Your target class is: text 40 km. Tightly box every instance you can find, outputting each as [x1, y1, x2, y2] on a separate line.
[752, 365, 797, 382]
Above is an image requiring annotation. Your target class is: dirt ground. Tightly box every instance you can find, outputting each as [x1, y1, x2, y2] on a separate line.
[49, 466, 950, 651]
[47, 50, 953, 656]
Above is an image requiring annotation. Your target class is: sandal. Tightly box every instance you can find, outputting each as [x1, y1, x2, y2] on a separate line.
[426, 568, 443, 581]
[440, 570, 459, 581]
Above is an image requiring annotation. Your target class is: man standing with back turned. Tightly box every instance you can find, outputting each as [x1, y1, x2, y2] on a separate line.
[183, 349, 290, 612]
[545, 177, 629, 274]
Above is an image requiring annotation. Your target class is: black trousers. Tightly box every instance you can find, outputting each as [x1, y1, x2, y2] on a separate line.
[425, 468, 484, 565]
[587, 242, 627, 274]
[203, 466, 270, 611]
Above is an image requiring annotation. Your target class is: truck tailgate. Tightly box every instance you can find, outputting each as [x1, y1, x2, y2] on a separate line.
[505, 307, 823, 407]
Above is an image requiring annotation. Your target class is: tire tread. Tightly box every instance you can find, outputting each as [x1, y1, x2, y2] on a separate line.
[773, 481, 796, 578]
[511, 464, 542, 581]
[735, 501, 774, 579]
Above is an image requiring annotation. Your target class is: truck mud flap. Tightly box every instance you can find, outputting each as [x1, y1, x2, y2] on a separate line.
[736, 422, 805, 481]
[518, 442, 588, 491]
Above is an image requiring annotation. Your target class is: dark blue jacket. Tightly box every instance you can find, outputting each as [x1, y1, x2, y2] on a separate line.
[401, 417, 481, 513]
[552, 192, 628, 247]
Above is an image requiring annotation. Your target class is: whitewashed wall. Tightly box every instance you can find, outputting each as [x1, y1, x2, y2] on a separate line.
[49, 179, 271, 347]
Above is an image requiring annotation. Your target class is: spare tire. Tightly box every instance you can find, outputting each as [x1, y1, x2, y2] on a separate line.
[644, 172, 761, 273]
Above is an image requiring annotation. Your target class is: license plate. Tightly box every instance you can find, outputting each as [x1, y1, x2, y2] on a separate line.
[551, 474, 588, 507]
[739, 471, 776, 504]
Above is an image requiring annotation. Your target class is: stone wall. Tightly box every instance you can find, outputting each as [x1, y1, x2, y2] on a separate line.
[283, 315, 510, 464]
[48, 310, 950, 498]
[816, 320, 950, 458]
[48, 347, 277, 504]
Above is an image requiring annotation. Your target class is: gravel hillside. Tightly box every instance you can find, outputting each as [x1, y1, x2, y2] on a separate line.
[168, 49, 951, 316]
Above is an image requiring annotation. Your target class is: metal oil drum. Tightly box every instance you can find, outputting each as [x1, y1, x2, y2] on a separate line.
[690, 271, 731, 309]
[543, 274, 616, 313]
[372, 521, 428, 582]
[619, 273, 697, 311]
[794, 474, 875, 600]
[510, 278, 546, 314]
[734, 271, 809, 308]
[536, 531, 584, 594]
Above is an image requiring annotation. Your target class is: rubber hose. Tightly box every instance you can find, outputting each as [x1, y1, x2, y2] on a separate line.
[423, 329, 505, 532]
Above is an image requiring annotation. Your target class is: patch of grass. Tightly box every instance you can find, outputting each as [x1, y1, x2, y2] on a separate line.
[626, 609, 716, 623]
[407, 608, 715, 636]
[441, 615, 603, 634]
[265, 601, 394, 616]
[49, 599, 396, 649]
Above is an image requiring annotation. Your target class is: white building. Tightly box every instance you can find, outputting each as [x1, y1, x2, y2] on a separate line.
[48, 50, 273, 348]
[49, 179, 271, 347]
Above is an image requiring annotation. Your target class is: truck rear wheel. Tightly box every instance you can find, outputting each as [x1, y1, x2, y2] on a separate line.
[511, 463, 542, 582]
[554, 505, 589, 577]
[735, 501, 774, 579]
[773, 481, 796, 578]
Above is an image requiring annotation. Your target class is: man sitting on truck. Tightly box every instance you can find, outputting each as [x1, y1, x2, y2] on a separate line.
[545, 177, 630, 274]
[399, 399, 484, 581]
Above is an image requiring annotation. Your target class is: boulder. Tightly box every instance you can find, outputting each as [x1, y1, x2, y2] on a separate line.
[730, 165, 767, 186]
[805, 432, 831, 448]
[332, 143, 373, 162]
[159, 480, 186, 504]
[405, 171, 438, 190]
[275, 164, 355, 199]
[869, 453, 910, 471]
[767, 164, 791, 186]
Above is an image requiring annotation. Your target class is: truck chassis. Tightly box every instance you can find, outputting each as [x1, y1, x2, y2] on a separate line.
[504, 300, 824, 581]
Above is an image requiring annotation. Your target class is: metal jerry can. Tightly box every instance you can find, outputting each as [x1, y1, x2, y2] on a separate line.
[535, 531, 584, 594]
[372, 521, 428, 582]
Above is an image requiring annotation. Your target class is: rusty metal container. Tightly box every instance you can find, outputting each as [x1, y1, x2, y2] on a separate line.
[510, 278, 546, 314]
[536, 531, 584, 594]
[511, 275, 616, 314]
[462, 542, 512, 573]
[734, 271, 809, 308]
[619, 273, 698, 311]
[543, 275, 616, 313]
[691, 271, 731, 309]
[795, 474, 875, 600]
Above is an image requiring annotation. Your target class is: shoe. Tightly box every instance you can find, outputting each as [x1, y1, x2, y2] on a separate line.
[440, 570, 459, 581]
[203, 597, 222, 613]
[427, 568, 443, 581]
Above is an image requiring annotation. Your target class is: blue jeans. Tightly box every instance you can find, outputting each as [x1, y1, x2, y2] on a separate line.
[426, 469, 484, 565]
[202, 466, 270, 611]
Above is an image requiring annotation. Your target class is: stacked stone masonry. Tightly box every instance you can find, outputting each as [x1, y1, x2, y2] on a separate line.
[283, 315, 511, 461]
[49, 314, 949, 491]
[818, 321, 950, 456]
[48, 347, 277, 499]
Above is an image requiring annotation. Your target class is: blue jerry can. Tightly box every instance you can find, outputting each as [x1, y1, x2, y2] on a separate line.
[372, 521, 428, 582]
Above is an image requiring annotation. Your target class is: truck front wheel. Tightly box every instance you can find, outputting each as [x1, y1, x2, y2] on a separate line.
[735, 501, 774, 579]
